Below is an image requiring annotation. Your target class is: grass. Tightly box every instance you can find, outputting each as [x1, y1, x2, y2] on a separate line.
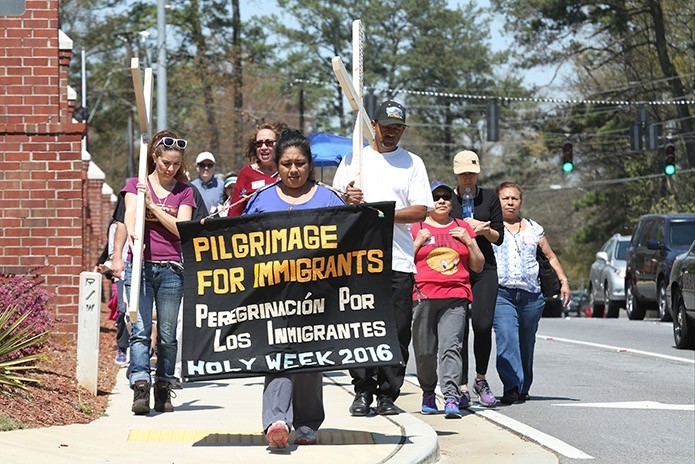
[0, 413, 24, 431]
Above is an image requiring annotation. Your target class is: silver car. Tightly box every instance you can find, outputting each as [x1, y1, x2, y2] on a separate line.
[589, 234, 631, 318]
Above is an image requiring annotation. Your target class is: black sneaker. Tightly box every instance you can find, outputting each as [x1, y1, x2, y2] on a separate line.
[131, 380, 151, 415]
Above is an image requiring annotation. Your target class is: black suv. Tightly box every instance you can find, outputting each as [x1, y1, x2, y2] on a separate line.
[625, 213, 695, 320]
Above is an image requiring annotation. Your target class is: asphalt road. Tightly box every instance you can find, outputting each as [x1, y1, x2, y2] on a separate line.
[406, 310, 695, 464]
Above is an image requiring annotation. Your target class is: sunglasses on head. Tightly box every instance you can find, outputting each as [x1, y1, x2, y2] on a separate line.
[433, 193, 452, 202]
[154, 137, 187, 150]
[255, 139, 275, 148]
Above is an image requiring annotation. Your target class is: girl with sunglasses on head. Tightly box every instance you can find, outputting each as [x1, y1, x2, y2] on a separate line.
[120, 130, 196, 416]
[227, 121, 288, 216]
[411, 181, 484, 419]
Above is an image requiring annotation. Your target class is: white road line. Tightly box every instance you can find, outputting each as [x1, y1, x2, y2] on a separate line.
[476, 409, 594, 460]
[536, 335, 695, 364]
[554, 401, 694, 411]
[404, 375, 594, 460]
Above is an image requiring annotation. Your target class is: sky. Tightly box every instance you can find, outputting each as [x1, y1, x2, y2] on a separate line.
[238, 0, 571, 97]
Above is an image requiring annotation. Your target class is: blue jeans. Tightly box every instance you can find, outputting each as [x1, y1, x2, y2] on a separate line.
[493, 287, 544, 395]
[125, 260, 183, 386]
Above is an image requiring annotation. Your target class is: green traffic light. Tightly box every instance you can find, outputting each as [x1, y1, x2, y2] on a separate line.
[665, 164, 676, 175]
[562, 162, 574, 173]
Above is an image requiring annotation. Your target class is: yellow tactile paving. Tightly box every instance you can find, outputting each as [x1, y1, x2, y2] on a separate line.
[127, 429, 374, 445]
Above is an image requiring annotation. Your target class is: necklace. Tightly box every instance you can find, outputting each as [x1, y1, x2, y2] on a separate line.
[503, 220, 521, 236]
[156, 192, 170, 208]
[148, 177, 173, 208]
[284, 182, 312, 210]
[504, 220, 522, 255]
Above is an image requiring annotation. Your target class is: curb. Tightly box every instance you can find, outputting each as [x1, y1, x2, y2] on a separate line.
[324, 374, 440, 464]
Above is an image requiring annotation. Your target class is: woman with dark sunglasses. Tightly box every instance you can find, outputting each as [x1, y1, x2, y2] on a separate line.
[226, 121, 287, 216]
[120, 130, 196, 416]
[411, 181, 484, 419]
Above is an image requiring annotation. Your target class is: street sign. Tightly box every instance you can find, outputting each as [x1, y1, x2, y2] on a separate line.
[0, 0, 25, 16]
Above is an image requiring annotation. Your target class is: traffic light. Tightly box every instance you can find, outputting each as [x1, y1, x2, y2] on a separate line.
[664, 143, 676, 175]
[562, 141, 574, 173]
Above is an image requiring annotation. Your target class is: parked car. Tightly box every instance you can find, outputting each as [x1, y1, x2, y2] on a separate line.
[589, 234, 630, 318]
[564, 290, 589, 317]
[667, 241, 695, 349]
[625, 213, 695, 321]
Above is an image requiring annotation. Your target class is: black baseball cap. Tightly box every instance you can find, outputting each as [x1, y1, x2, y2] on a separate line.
[374, 100, 407, 126]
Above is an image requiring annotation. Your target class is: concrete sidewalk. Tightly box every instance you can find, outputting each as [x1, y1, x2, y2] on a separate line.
[0, 365, 556, 463]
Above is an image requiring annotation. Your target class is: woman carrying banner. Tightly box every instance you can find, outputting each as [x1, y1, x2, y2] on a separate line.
[492, 181, 570, 404]
[227, 121, 287, 216]
[243, 128, 344, 448]
[411, 181, 484, 418]
[122, 130, 196, 415]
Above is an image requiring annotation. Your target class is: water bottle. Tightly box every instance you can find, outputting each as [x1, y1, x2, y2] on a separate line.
[462, 188, 474, 219]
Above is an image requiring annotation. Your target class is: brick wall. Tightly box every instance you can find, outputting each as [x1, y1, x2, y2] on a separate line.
[0, 0, 87, 337]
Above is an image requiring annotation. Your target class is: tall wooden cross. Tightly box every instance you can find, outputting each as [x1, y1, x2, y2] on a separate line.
[127, 58, 154, 323]
[332, 20, 375, 188]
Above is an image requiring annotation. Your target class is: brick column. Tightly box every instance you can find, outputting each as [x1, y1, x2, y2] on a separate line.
[0, 1, 87, 338]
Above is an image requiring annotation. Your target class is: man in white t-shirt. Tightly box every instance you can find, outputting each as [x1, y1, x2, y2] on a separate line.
[333, 100, 434, 416]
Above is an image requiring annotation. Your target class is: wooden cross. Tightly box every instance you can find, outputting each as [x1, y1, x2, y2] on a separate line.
[127, 57, 153, 323]
[331, 19, 375, 188]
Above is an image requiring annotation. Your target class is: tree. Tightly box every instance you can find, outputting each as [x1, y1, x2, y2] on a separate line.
[60, 0, 281, 185]
[492, 0, 694, 169]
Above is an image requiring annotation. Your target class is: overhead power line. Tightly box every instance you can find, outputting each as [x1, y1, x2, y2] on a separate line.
[290, 78, 695, 107]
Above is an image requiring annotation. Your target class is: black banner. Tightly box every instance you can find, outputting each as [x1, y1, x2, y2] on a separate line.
[177, 202, 402, 381]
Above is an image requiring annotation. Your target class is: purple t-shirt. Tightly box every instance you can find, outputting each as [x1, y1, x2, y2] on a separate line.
[243, 182, 345, 214]
[123, 177, 196, 261]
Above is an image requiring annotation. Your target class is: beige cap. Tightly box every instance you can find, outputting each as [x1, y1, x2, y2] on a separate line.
[453, 150, 481, 174]
[195, 151, 216, 165]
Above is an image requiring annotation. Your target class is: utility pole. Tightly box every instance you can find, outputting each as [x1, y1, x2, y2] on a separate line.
[157, 0, 167, 131]
[299, 87, 304, 133]
[81, 48, 88, 153]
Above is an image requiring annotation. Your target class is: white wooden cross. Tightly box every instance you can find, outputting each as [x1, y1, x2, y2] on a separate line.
[128, 57, 154, 323]
[331, 19, 375, 188]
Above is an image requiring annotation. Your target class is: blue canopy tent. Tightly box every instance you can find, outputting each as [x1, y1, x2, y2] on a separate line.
[308, 132, 369, 180]
[308, 132, 351, 167]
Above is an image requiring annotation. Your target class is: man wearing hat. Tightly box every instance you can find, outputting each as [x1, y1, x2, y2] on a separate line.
[333, 100, 434, 416]
[191, 151, 224, 213]
[450, 149, 504, 408]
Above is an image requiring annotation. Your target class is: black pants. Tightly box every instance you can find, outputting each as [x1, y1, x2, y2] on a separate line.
[461, 268, 499, 385]
[116, 279, 130, 351]
[349, 271, 413, 401]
